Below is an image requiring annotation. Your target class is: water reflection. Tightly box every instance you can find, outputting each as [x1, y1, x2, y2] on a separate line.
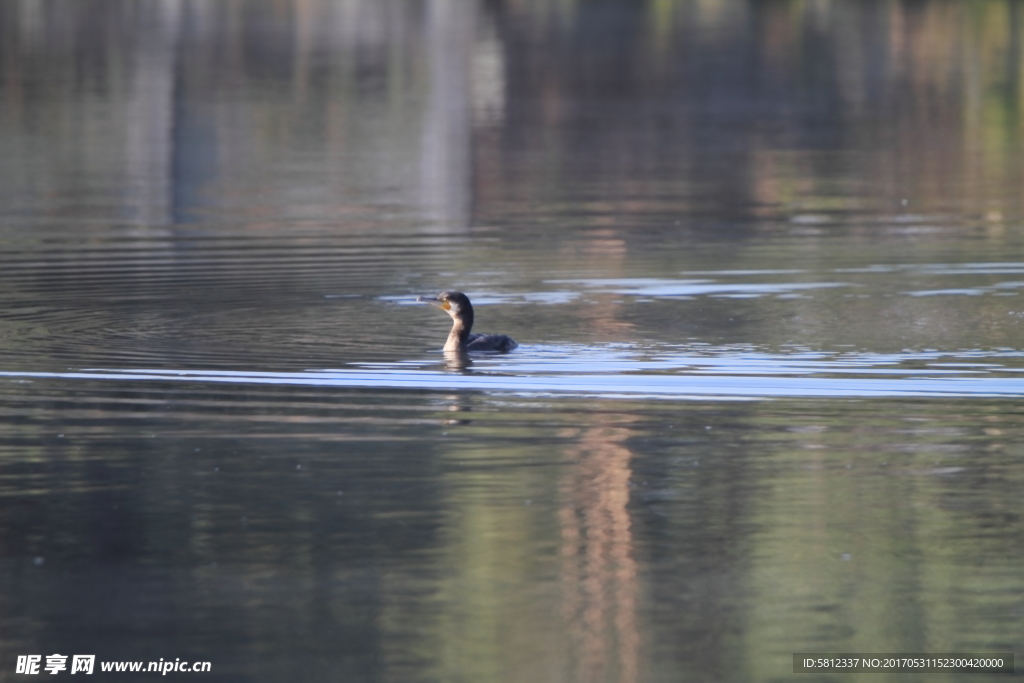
[3, 0, 1024, 681]
[559, 422, 639, 683]
[5, 0, 1024, 227]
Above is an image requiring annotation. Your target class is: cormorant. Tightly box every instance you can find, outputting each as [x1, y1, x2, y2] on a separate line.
[418, 291, 518, 353]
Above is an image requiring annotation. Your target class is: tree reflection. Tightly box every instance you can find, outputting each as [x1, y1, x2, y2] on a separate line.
[559, 422, 640, 683]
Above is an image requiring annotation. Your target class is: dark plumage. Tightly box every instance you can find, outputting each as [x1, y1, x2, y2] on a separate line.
[418, 291, 518, 354]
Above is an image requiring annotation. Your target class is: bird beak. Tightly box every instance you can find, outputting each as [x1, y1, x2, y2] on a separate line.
[417, 296, 450, 311]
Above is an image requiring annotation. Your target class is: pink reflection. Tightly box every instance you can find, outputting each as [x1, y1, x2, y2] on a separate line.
[559, 423, 640, 683]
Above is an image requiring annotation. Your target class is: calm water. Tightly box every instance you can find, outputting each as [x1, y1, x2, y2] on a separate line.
[1, 1, 1024, 681]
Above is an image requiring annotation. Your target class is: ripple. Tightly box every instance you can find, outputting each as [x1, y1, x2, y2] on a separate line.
[4, 349, 1024, 400]
[547, 278, 849, 299]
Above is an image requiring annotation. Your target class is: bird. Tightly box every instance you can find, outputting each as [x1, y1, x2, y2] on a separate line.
[418, 291, 518, 354]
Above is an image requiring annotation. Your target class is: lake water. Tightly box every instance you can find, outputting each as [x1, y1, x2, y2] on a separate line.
[1, 1, 1023, 681]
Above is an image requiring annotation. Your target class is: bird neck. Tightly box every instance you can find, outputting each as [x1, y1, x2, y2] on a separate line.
[444, 316, 473, 352]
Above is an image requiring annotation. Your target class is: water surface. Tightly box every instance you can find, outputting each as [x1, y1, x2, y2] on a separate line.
[1, 1, 1023, 681]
